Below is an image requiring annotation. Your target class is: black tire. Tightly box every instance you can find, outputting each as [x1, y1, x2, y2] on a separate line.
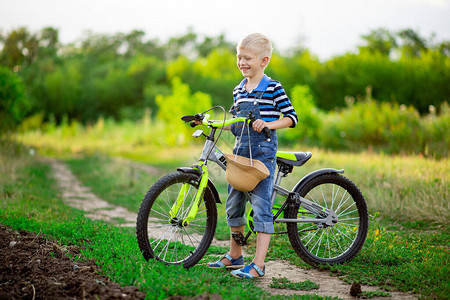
[136, 171, 217, 268]
[286, 173, 368, 266]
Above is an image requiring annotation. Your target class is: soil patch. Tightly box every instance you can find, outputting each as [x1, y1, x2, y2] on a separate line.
[0, 224, 146, 300]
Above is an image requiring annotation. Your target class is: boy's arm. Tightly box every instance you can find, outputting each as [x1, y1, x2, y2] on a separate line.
[252, 117, 293, 133]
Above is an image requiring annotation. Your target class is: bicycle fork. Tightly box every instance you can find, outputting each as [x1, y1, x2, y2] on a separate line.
[169, 162, 209, 226]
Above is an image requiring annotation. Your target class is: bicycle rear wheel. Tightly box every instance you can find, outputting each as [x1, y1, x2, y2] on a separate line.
[136, 171, 217, 268]
[286, 173, 368, 266]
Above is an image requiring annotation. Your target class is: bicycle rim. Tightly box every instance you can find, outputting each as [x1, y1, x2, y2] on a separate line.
[137, 172, 216, 267]
[287, 173, 368, 265]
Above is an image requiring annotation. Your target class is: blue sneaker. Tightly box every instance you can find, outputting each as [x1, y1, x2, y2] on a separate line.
[231, 262, 265, 279]
[208, 253, 244, 269]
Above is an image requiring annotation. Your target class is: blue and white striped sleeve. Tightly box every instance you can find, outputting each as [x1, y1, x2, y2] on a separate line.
[273, 83, 298, 128]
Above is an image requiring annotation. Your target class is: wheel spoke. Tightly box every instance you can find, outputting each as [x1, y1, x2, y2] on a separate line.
[333, 225, 356, 245]
[287, 175, 368, 264]
[319, 185, 328, 209]
[136, 172, 216, 267]
[312, 230, 325, 256]
[159, 227, 177, 261]
[182, 227, 199, 247]
[338, 216, 359, 222]
[335, 192, 352, 213]
[303, 228, 320, 247]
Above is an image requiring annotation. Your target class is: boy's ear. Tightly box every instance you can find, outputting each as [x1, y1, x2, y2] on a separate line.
[261, 56, 270, 67]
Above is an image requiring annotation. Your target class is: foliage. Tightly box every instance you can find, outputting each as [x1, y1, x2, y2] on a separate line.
[156, 77, 212, 145]
[0, 66, 30, 131]
[281, 84, 323, 145]
[316, 92, 449, 158]
[166, 49, 241, 109]
[1, 26, 449, 126]
[314, 50, 450, 112]
[266, 51, 321, 97]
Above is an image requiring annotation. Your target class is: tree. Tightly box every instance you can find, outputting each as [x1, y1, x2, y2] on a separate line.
[359, 28, 397, 56]
[196, 33, 234, 57]
[0, 27, 39, 68]
[123, 30, 164, 58]
[397, 28, 428, 57]
[0, 66, 30, 131]
[165, 29, 198, 60]
[156, 77, 212, 145]
[37, 27, 60, 58]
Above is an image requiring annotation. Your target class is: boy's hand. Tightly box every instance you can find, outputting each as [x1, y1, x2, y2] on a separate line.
[252, 119, 269, 133]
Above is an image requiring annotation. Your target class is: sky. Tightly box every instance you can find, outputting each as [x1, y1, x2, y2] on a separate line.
[1, 0, 449, 59]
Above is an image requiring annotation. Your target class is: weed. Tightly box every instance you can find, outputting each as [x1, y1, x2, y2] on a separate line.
[270, 277, 319, 291]
[358, 290, 392, 298]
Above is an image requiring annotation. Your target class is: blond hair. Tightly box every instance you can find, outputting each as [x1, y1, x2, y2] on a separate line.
[237, 33, 273, 59]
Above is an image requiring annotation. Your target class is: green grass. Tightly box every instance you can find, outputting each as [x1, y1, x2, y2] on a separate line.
[358, 290, 392, 298]
[64, 155, 161, 212]
[1, 140, 339, 300]
[270, 277, 320, 291]
[58, 152, 449, 299]
[3, 134, 449, 299]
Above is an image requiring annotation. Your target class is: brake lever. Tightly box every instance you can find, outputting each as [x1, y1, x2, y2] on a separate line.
[182, 113, 204, 125]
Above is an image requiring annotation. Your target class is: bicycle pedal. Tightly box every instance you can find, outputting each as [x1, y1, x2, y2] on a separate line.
[231, 231, 247, 246]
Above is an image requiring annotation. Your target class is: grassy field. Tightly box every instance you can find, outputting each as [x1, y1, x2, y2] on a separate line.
[1, 134, 449, 299]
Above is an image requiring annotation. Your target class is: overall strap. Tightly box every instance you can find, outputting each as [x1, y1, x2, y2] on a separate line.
[254, 91, 264, 101]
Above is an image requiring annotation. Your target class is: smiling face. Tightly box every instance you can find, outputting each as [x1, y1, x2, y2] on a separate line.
[236, 48, 268, 79]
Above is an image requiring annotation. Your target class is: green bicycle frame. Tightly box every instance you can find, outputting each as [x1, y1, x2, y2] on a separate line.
[171, 114, 260, 225]
[170, 114, 251, 225]
[171, 115, 249, 223]
[169, 162, 209, 226]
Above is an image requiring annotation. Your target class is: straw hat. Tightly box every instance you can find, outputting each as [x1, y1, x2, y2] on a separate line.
[225, 154, 270, 192]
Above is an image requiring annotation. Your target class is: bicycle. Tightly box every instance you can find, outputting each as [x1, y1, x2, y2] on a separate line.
[136, 106, 369, 268]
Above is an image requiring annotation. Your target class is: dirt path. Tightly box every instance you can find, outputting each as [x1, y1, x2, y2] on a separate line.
[48, 158, 417, 299]
[48, 158, 138, 227]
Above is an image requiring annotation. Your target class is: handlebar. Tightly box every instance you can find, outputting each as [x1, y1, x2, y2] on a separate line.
[181, 113, 271, 138]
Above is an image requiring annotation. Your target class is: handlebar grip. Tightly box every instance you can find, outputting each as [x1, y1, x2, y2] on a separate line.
[262, 127, 271, 138]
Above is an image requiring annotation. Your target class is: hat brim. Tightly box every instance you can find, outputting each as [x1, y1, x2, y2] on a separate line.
[225, 154, 270, 191]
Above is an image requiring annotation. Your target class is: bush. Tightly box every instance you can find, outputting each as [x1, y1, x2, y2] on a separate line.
[422, 102, 450, 158]
[314, 51, 450, 113]
[320, 98, 422, 152]
[317, 93, 448, 157]
[0, 66, 30, 131]
[280, 84, 323, 145]
[156, 77, 212, 145]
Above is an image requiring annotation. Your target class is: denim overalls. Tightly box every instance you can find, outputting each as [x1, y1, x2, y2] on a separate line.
[226, 94, 278, 234]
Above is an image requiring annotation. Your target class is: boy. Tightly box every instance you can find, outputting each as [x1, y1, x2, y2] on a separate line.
[208, 33, 298, 279]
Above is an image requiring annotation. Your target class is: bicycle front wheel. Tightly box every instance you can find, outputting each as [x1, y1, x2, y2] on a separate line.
[136, 171, 217, 268]
[286, 173, 368, 266]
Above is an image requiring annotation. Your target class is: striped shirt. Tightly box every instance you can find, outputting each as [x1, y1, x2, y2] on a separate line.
[232, 75, 298, 127]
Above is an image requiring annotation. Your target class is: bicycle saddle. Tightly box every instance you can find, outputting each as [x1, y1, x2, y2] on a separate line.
[276, 151, 312, 167]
